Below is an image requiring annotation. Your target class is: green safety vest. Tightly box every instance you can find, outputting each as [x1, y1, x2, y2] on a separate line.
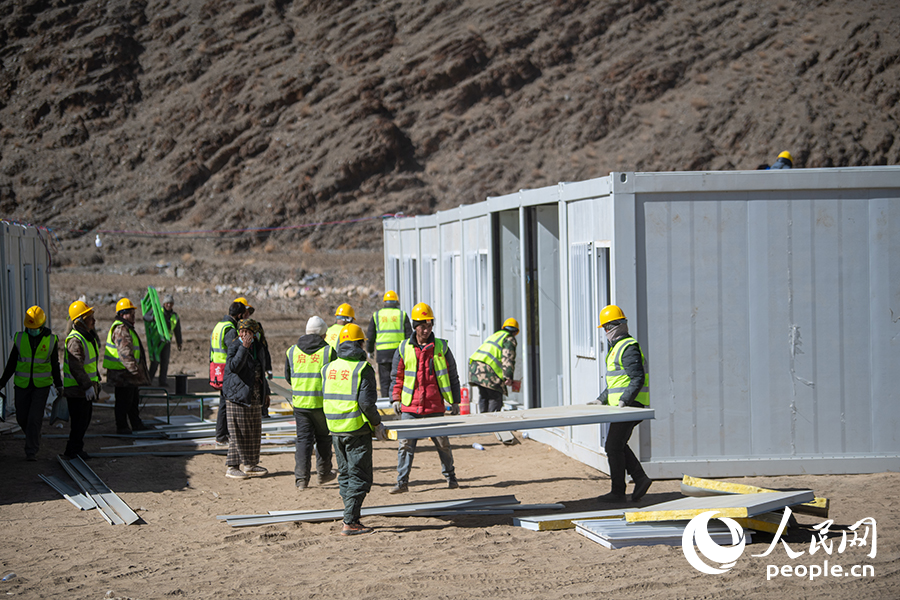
[399, 338, 453, 406]
[63, 329, 100, 388]
[322, 358, 372, 433]
[287, 345, 331, 409]
[13, 330, 57, 388]
[103, 320, 140, 371]
[605, 337, 649, 407]
[469, 330, 509, 380]
[209, 319, 235, 363]
[167, 313, 179, 335]
[374, 307, 407, 351]
[324, 323, 343, 350]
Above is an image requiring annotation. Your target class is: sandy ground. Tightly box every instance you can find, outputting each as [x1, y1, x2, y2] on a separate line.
[1, 267, 897, 599]
[1, 401, 899, 599]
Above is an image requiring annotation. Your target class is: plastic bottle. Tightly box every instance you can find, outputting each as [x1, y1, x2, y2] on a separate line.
[2, 573, 16, 582]
[472, 443, 485, 451]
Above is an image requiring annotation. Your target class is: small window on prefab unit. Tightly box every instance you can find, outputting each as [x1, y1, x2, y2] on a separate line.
[388, 256, 401, 298]
[571, 242, 594, 358]
[443, 254, 459, 330]
[595, 245, 610, 356]
[421, 256, 436, 307]
[403, 257, 418, 306]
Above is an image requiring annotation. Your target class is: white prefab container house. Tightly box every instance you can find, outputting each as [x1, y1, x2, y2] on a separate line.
[383, 167, 900, 478]
[0, 221, 53, 418]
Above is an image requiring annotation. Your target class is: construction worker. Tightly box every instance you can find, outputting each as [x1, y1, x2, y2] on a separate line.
[322, 323, 385, 535]
[62, 300, 102, 460]
[596, 304, 652, 503]
[389, 302, 461, 493]
[235, 296, 273, 417]
[145, 294, 182, 387]
[223, 318, 270, 479]
[0, 306, 62, 460]
[366, 290, 412, 397]
[104, 297, 150, 435]
[285, 316, 337, 490]
[468, 318, 519, 413]
[325, 303, 355, 350]
[769, 150, 793, 169]
[210, 301, 250, 444]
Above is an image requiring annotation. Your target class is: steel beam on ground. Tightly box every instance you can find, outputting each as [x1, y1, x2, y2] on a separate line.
[222, 495, 522, 527]
[66, 457, 141, 525]
[383, 404, 654, 440]
[39, 474, 97, 511]
[57, 457, 121, 525]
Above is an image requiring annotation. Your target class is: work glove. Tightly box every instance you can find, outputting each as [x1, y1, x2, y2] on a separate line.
[374, 423, 388, 442]
[177, 344, 182, 351]
[392, 400, 402, 415]
[448, 402, 460, 416]
[588, 389, 609, 406]
[266, 370, 273, 380]
[85, 386, 97, 402]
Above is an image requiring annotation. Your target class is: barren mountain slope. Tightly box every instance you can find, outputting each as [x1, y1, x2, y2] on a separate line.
[1, 0, 898, 264]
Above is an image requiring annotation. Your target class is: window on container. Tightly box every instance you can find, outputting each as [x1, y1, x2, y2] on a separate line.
[443, 254, 458, 330]
[478, 252, 488, 338]
[23, 264, 34, 309]
[570, 242, 594, 358]
[594, 245, 611, 356]
[421, 256, 436, 307]
[388, 256, 400, 297]
[7, 266, 16, 333]
[403, 257, 418, 307]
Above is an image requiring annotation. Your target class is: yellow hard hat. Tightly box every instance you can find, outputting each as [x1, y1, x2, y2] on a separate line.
[778, 150, 793, 162]
[411, 302, 434, 321]
[234, 296, 253, 309]
[339, 323, 365, 343]
[335, 303, 355, 319]
[68, 300, 93, 321]
[502, 317, 520, 332]
[24, 306, 46, 329]
[383, 290, 399, 302]
[116, 297, 137, 312]
[598, 304, 626, 327]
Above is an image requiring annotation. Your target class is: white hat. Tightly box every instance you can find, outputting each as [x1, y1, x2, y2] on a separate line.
[306, 316, 327, 336]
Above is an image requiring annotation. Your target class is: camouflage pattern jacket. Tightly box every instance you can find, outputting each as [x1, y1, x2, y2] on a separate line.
[468, 334, 516, 395]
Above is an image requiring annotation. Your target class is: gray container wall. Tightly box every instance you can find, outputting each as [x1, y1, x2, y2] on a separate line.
[629, 171, 900, 476]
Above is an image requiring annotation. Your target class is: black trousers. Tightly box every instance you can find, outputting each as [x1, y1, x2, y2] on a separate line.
[604, 420, 647, 495]
[65, 396, 93, 456]
[215, 392, 229, 443]
[376, 362, 393, 398]
[476, 385, 504, 413]
[114, 386, 144, 432]
[148, 342, 171, 387]
[15, 385, 50, 457]
[293, 407, 333, 484]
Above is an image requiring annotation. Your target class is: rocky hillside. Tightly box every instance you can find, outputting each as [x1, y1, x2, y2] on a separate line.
[1, 0, 898, 265]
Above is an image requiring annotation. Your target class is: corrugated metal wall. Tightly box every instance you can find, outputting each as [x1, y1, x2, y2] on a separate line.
[636, 175, 900, 476]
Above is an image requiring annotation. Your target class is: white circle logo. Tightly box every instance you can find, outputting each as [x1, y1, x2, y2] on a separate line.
[682, 510, 747, 574]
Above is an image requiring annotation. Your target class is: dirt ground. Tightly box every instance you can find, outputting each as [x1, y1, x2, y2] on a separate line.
[0, 264, 898, 599]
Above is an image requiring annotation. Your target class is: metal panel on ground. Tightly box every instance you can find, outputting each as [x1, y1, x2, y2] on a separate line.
[624, 490, 814, 523]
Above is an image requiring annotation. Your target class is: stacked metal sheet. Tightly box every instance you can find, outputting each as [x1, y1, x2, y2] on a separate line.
[44, 456, 141, 525]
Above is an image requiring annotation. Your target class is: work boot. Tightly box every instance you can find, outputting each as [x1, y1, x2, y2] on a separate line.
[77, 451, 92, 461]
[447, 478, 460, 489]
[226, 467, 249, 480]
[296, 479, 309, 490]
[340, 522, 373, 536]
[632, 477, 653, 502]
[596, 492, 627, 503]
[389, 482, 408, 494]
[317, 471, 337, 485]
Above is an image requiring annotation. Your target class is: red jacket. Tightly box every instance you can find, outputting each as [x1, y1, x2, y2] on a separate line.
[392, 337, 454, 416]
